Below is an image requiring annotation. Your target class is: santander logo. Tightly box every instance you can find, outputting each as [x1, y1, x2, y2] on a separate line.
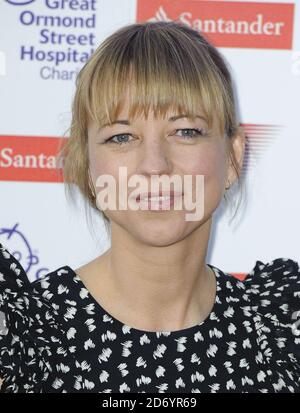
[147, 6, 172, 23]
[0, 135, 65, 182]
[137, 1, 294, 49]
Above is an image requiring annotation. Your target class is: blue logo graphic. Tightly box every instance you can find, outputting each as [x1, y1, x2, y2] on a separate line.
[5, 0, 36, 5]
[0, 223, 49, 280]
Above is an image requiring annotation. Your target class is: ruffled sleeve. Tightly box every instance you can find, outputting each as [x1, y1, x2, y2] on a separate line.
[242, 257, 300, 392]
[0, 242, 57, 392]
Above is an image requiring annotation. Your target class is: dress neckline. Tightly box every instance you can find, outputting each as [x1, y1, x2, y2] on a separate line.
[63, 263, 228, 339]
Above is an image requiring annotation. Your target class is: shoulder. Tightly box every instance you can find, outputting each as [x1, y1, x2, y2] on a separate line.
[0, 241, 81, 330]
[240, 257, 300, 340]
[0, 242, 75, 392]
[214, 257, 300, 390]
[240, 257, 300, 389]
[242, 257, 300, 316]
[239, 257, 300, 343]
[0, 242, 30, 291]
[0, 241, 75, 303]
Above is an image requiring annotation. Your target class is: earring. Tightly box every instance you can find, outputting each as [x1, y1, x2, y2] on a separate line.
[225, 179, 231, 190]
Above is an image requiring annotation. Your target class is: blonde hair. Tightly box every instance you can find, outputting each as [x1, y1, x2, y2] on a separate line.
[57, 20, 245, 235]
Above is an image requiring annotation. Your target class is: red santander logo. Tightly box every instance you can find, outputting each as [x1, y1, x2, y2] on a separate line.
[0, 135, 65, 182]
[137, 0, 294, 49]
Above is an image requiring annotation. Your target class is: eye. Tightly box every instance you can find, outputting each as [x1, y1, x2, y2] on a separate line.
[103, 134, 134, 146]
[103, 128, 207, 146]
[175, 128, 206, 139]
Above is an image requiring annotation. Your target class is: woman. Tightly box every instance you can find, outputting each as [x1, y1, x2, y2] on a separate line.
[0, 21, 299, 393]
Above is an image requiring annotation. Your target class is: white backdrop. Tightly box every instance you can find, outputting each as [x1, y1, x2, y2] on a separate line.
[0, 0, 299, 281]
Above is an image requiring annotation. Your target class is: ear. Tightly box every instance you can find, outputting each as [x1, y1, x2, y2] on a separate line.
[227, 125, 246, 186]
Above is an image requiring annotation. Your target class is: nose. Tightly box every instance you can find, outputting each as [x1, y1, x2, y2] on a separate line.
[136, 137, 172, 177]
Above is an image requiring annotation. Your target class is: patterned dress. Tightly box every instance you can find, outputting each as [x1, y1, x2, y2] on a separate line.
[0, 242, 299, 393]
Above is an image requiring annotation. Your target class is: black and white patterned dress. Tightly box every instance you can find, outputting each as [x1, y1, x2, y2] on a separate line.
[0, 242, 300, 393]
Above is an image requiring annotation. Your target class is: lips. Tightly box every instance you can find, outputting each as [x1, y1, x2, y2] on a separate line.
[136, 191, 183, 202]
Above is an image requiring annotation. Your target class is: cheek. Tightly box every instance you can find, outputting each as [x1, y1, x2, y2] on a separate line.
[181, 145, 227, 213]
[88, 147, 116, 182]
[182, 145, 227, 183]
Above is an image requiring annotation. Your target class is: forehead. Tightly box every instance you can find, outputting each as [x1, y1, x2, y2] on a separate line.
[102, 88, 208, 121]
[87, 73, 221, 136]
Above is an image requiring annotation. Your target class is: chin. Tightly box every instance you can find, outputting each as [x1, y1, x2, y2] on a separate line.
[135, 232, 185, 247]
[126, 216, 191, 246]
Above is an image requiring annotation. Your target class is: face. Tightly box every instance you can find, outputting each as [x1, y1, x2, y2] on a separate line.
[87, 94, 245, 247]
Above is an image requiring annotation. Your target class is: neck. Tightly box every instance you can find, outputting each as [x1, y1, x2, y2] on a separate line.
[99, 217, 216, 332]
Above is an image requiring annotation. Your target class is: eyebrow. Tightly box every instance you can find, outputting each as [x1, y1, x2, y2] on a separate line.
[99, 114, 207, 129]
